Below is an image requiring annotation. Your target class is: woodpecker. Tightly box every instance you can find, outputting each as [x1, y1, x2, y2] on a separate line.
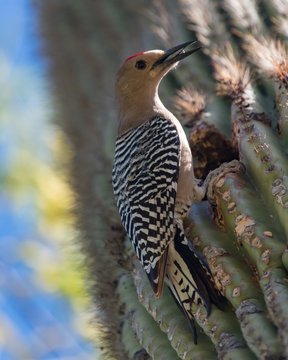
[112, 40, 223, 343]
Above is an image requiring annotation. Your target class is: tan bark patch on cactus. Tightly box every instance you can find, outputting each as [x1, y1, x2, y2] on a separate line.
[222, 190, 231, 202]
[234, 215, 256, 245]
[215, 177, 225, 188]
[232, 287, 241, 298]
[271, 178, 288, 207]
[251, 236, 263, 249]
[260, 249, 272, 264]
[263, 231, 273, 238]
[203, 246, 231, 295]
[227, 201, 237, 213]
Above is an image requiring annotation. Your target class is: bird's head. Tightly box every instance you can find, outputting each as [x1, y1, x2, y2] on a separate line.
[115, 40, 201, 135]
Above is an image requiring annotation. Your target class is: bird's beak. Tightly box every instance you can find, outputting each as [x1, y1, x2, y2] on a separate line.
[151, 40, 201, 69]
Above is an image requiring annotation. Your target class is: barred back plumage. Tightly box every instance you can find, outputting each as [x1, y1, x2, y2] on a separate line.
[112, 116, 180, 294]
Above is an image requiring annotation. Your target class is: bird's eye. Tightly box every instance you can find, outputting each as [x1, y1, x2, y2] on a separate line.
[135, 60, 147, 70]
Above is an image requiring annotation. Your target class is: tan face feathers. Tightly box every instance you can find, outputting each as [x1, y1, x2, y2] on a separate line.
[115, 41, 201, 136]
[116, 51, 167, 94]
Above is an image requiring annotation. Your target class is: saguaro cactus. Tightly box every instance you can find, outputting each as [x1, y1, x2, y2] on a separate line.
[38, 0, 288, 359]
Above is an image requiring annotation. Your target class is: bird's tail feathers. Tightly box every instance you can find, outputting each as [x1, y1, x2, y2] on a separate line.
[166, 225, 225, 342]
[168, 284, 198, 344]
[174, 225, 225, 310]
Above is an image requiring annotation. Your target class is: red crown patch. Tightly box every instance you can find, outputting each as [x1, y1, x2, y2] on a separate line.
[124, 52, 145, 62]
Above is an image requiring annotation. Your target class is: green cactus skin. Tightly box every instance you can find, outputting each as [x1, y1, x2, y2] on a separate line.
[185, 202, 284, 359]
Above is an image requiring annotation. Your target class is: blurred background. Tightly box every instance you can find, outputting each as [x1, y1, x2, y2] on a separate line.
[0, 1, 98, 359]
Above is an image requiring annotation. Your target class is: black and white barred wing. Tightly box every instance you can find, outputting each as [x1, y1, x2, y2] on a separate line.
[112, 117, 180, 296]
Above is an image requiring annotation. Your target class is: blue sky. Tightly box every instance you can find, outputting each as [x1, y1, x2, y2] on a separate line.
[0, 1, 52, 180]
[0, 1, 42, 70]
[0, 2, 98, 359]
